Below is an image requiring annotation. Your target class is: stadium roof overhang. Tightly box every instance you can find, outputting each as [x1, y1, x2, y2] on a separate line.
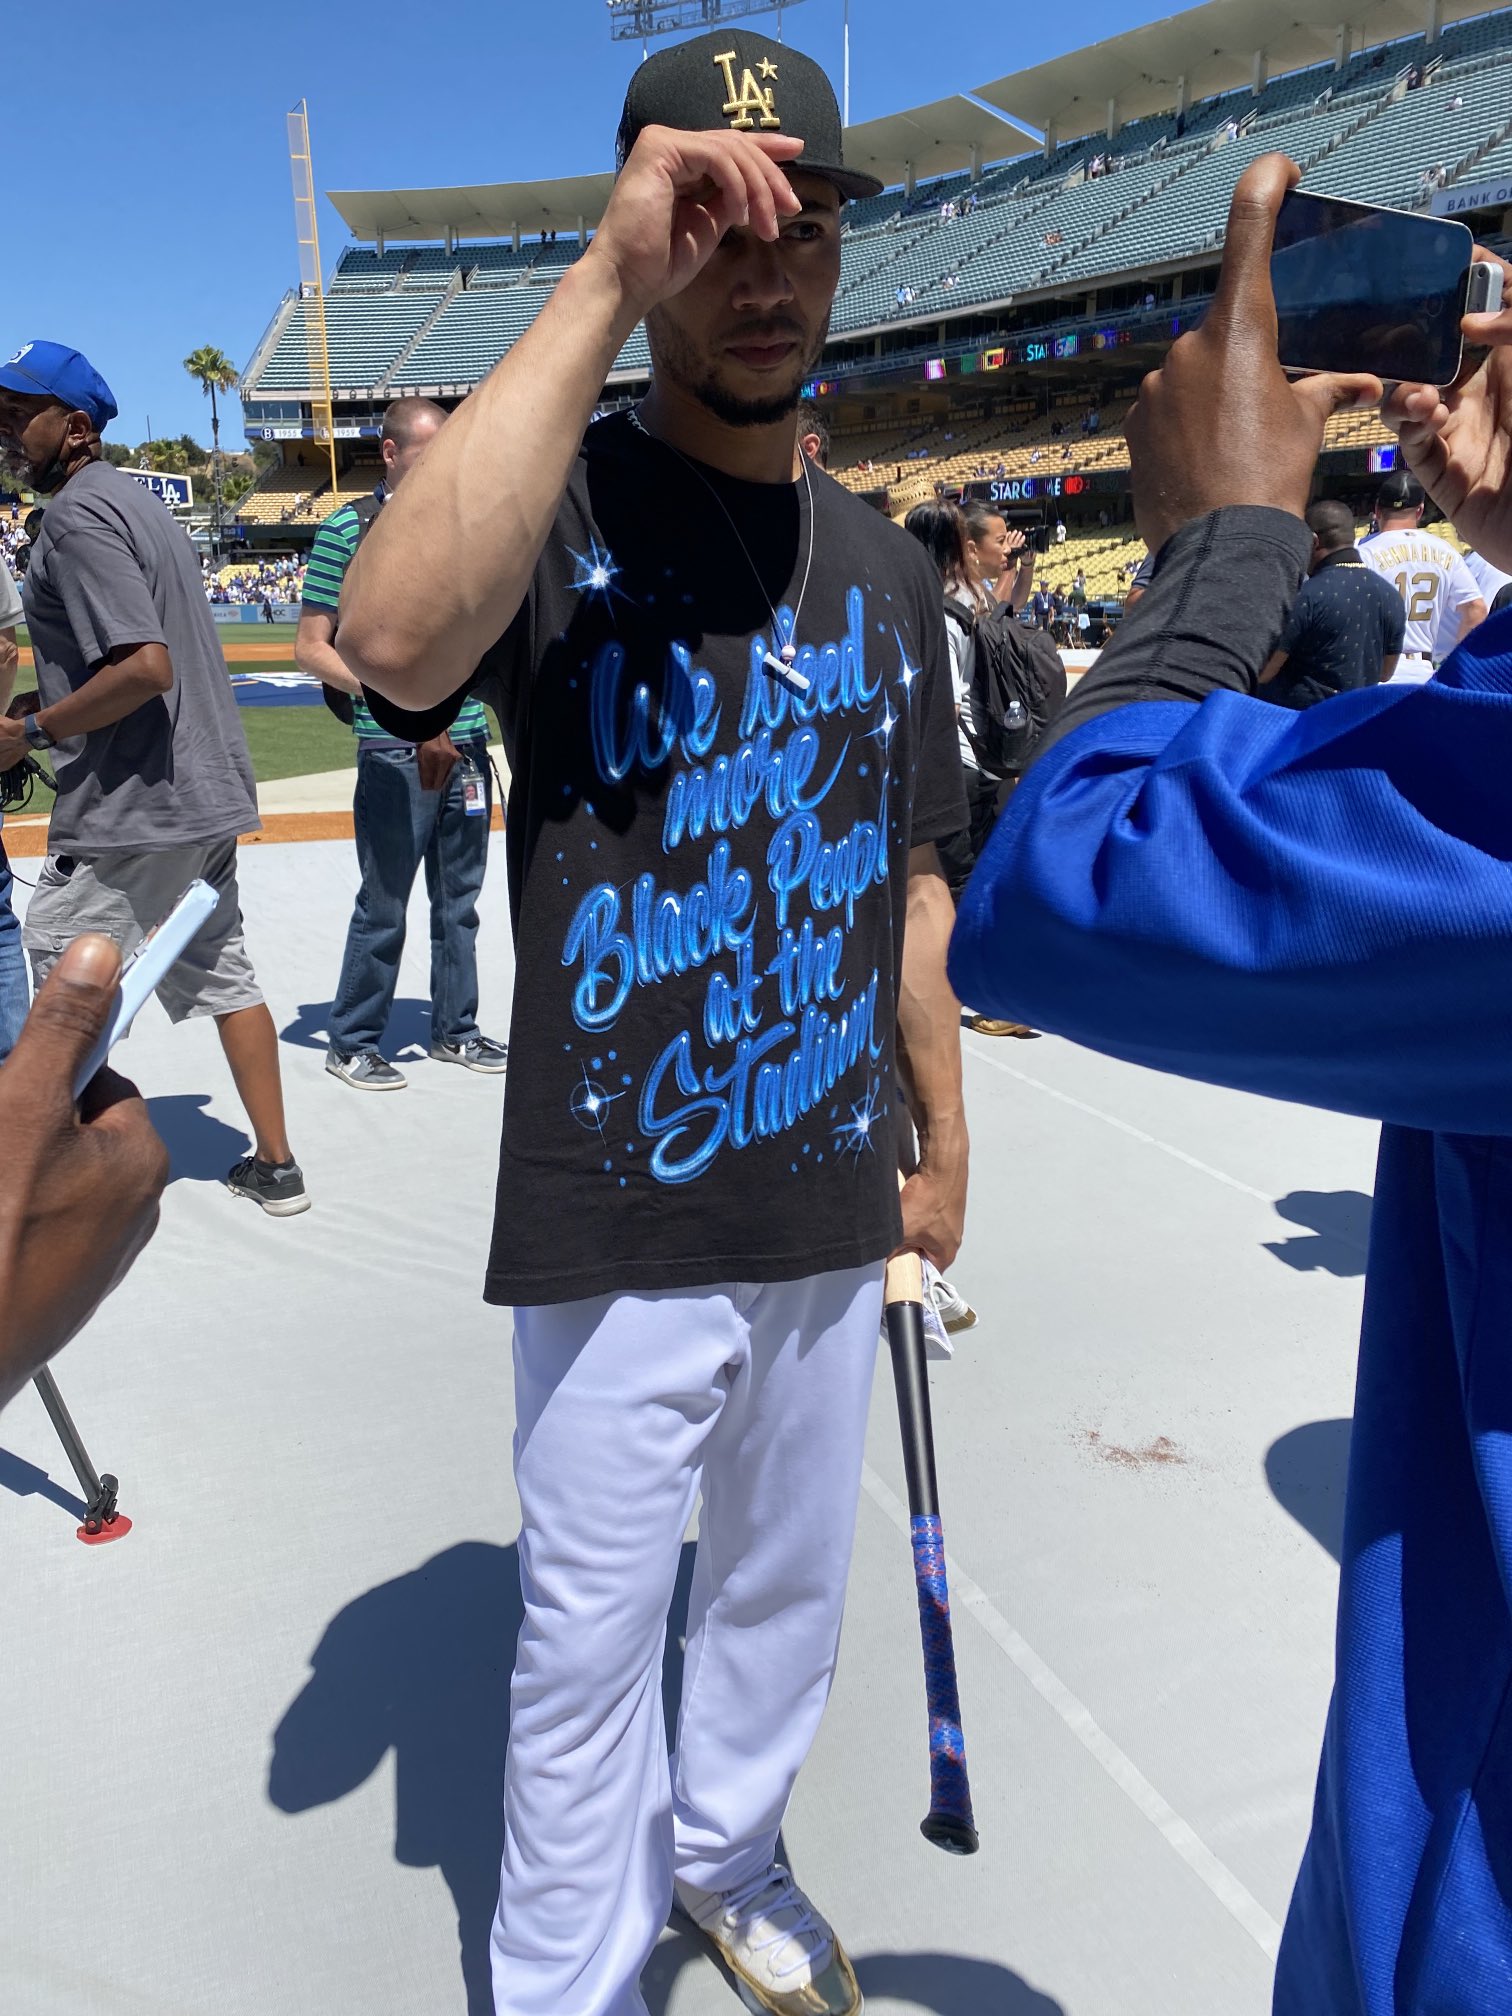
[975, 0, 1487, 143]
[328, 97, 1032, 245]
[840, 96, 1031, 185]
[327, 172, 617, 245]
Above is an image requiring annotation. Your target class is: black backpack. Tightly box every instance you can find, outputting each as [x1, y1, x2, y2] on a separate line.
[946, 595, 1067, 780]
[318, 492, 384, 727]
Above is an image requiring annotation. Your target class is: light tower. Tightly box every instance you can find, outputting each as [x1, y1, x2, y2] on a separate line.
[286, 99, 341, 506]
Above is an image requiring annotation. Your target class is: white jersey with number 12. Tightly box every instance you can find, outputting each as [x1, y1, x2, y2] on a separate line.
[1358, 529, 1483, 671]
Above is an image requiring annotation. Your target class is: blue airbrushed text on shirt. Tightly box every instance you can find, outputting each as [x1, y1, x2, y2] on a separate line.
[562, 587, 911, 1184]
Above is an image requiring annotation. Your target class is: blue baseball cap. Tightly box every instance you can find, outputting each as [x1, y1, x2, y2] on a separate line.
[0, 341, 118, 430]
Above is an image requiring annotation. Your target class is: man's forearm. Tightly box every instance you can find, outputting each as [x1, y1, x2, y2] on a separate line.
[36, 648, 173, 741]
[1030, 506, 1311, 765]
[338, 255, 643, 708]
[295, 628, 362, 696]
[0, 629, 16, 713]
[1458, 599, 1488, 646]
[896, 863, 967, 1172]
[996, 556, 1034, 612]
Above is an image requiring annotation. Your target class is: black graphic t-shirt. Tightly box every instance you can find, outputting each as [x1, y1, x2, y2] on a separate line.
[372, 413, 965, 1305]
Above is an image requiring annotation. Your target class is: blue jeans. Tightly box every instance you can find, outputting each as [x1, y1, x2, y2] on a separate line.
[0, 834, 29, 1064]
[328, 740, 491, 1057]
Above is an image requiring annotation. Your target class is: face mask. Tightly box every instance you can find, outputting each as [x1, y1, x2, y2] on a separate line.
[25, 415, 86, 494]
[28, 442, 77, 494]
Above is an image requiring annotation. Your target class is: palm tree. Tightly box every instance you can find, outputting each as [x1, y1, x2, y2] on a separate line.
[183, 345, 239, 558]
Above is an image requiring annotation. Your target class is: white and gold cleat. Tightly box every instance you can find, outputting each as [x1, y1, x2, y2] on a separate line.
[927, 1273, 978, 1337]
[676, 1863, 863, 2015]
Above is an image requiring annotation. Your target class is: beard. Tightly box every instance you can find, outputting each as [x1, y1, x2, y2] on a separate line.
[647, 310, 830, 429]
[13, 435, 77, 494]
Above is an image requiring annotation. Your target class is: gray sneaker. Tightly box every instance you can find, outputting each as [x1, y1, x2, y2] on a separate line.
[226, 1156, 311, 1217]
[326, 1049, 407, 1091]
[429, 1036, 509, 1075]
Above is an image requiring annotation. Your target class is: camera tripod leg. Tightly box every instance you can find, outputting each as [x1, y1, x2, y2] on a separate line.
[31, 1367, 128, 1543]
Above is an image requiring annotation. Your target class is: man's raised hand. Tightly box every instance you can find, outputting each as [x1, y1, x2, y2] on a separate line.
[1124, 153, 1382, 553]
[1383, 246, 1512, 570]
[585, 125, 804, 319]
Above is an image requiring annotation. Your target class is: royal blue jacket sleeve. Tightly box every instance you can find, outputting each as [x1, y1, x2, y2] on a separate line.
[948, 505, 1512, 1137]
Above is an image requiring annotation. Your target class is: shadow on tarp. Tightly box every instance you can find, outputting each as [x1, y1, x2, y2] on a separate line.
[269, 1538, 696, 2016]
[1266, 1417, 1352, 1563]
[279, 996, 434, 1061]
[145, 1093, 249, 1185]
[855, 1951, 1066, 2013]
[642, 1939, 1067, 2013]
[1264, 1190, 1372, 1279]
[0, 1445, 88, 1522]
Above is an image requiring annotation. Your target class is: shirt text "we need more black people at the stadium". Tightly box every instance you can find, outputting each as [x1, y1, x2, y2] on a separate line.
[370, 412, 965, 1306]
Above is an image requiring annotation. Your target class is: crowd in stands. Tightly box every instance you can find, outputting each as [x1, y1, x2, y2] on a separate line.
[825, 381, 1398, 521]
[203, 556, 307, 606]
[0, 503, 31, 577]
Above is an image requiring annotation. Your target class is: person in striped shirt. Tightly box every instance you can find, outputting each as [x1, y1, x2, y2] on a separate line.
[296, 399, 507, 1090]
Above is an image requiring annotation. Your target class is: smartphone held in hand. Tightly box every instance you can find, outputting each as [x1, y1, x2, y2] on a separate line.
[1271, 189, 1500, 382]
[71, 880, 220, 1099]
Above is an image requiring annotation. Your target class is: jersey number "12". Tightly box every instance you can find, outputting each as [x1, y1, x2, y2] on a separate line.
[1393, 570, 1439, 623]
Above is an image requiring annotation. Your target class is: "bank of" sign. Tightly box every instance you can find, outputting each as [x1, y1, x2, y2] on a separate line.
[1432, 177, 1512, 217]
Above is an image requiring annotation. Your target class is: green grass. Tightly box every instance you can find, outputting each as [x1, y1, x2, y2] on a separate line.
[214, 622, 358, 779]
[15, 641, 358, 786]
[239, 706, 356, 784]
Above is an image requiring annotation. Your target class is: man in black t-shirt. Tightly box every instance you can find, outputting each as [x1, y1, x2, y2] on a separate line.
[1260, 500, 1405, 710]
[339, 33, 967, 2016]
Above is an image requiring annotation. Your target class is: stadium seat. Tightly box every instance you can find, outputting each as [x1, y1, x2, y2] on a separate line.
[236, 10, 1512, 519]
[329, 248, 413, 292]
[1304, 63, 1512, 208]
[253, 296, 445, 395]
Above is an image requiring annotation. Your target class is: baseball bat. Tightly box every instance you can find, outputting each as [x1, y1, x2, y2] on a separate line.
[883, 1241, 979, 1855]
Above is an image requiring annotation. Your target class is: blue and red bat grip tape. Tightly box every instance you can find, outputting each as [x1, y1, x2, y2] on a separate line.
[911, 1513, 975, 1838]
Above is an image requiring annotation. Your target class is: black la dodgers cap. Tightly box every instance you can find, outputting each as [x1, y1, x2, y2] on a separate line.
[615, 28, 883, 202]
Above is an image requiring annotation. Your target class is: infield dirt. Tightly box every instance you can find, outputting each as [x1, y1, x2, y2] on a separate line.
[18, 637, 299, 670]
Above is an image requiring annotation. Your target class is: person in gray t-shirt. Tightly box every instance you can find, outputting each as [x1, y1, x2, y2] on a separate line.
[22, 461, 258, 854]
[0, 340, 307, 1216]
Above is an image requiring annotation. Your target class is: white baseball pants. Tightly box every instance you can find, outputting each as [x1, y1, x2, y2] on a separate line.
[491, 1263, 885, 2016]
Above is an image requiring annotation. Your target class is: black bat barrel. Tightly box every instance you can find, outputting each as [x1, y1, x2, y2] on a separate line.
[887, 1299, 939, 1518]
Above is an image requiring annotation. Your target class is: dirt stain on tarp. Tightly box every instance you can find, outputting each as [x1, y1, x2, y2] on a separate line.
[1080, 1428, 1188, 1470]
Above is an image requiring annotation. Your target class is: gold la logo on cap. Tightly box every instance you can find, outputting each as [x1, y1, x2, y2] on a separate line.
[713, 49, 780, 130]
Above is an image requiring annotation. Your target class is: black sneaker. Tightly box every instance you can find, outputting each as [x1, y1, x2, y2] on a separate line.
[429, 1035, 509, 1075]
[227, 1155, 311, 1217]
[326, 1049, 407, 1091]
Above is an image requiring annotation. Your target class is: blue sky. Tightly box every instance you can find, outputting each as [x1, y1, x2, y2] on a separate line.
[19, 0, 1173, 448]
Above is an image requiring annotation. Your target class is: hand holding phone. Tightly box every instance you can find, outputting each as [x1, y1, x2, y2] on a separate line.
[1124, 152, 1382, 554]
[0, 937, 169, 1414]
[1383, 244, 1512, 575]
[72, 880, 220, 1099]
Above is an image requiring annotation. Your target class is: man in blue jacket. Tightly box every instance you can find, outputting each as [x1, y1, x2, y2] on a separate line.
[951, 151, 1512, 2014]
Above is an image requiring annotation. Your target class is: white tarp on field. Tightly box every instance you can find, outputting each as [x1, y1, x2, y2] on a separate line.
[0, 838, 1371, 2016]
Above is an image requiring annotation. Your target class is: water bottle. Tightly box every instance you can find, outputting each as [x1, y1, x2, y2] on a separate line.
[1004, 699, 1028, 732]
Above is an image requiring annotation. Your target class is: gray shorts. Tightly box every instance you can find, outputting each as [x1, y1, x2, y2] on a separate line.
[23, 838, 264, 1023]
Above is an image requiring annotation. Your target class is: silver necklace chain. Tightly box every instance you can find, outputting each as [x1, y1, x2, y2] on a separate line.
[629, 404, 816, 679]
